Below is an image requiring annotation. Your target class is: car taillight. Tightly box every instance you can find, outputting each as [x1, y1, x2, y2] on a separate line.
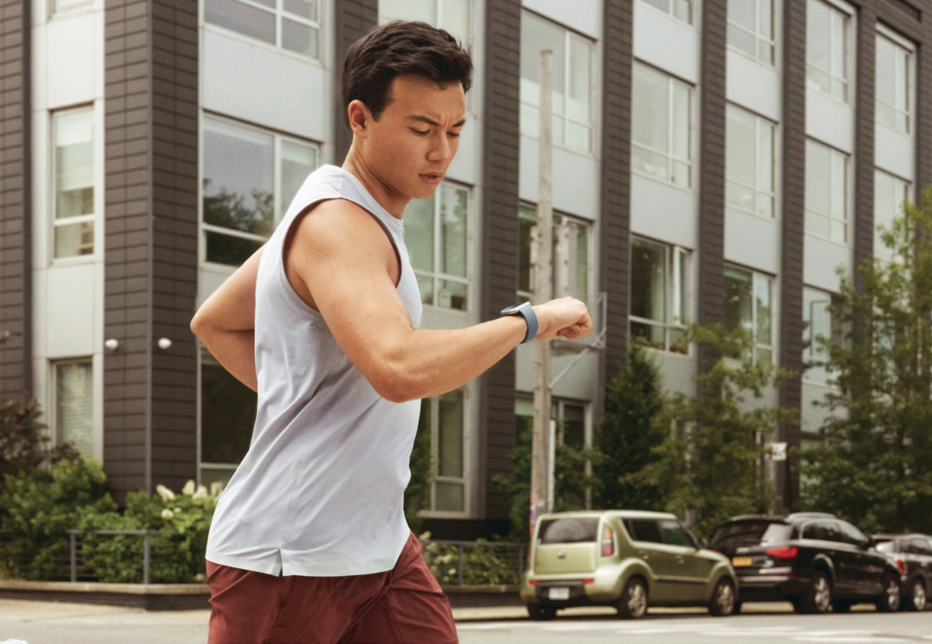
[602, 527, 615, 557]
[529, 579, 538, 586]
[896, 557, 907, 576]
[583, 578, 595, 584]
[765, 546, 799, 560]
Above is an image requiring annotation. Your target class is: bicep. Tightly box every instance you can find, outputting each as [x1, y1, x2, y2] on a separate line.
[192, 245, 263, 333]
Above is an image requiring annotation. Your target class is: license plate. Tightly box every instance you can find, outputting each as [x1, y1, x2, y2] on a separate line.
[732, 556, 753, 567]
[549, 587, 570, 600]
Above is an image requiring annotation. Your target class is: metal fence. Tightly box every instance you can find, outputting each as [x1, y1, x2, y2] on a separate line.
[422, 540, 527, 586]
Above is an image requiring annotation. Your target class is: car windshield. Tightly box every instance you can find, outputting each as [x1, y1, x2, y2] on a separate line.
[711, 520, 791, 548]
[538, 517, 600, 544]
[875, 540, 896, 553]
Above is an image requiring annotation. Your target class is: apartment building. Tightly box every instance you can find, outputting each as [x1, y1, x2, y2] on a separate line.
[1, 0, 929, 537]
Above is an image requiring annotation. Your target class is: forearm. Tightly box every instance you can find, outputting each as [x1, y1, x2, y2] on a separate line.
[198, 329, 258, 392]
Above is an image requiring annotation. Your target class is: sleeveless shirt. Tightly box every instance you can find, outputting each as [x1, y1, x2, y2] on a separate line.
[205, 165, 424, 577]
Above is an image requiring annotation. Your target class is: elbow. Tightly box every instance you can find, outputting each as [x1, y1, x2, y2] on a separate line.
[189, 308, 209, 341]
[372, 361, 419, 404]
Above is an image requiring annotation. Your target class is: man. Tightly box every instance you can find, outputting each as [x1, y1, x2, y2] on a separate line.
[191, 20, 591, 644]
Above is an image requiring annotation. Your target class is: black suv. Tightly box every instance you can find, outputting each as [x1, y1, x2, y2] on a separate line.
[873, 533, 932, 611]
[709, 513, 902, 614]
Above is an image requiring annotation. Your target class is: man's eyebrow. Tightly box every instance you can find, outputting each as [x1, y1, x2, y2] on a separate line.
[407, 115, 467, 128]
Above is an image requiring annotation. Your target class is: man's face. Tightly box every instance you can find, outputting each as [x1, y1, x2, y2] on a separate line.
[363, 75, 466, 201]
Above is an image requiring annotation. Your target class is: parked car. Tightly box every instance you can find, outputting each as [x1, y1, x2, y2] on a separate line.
[872, 533, 932, 611]
[520, 510, 738, 620]
[709, 512, 902, 614]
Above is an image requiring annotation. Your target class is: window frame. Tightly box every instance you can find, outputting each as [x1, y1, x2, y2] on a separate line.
[51, 105, 99, 264]
[631, 61, 695, 190]
[637, 0, 696, 26]
[50, 357, 95, 458]
[519, 10, 596, 155]
[806, 0, 854, 104]
[517, 204, 594, 304]
[727, 0, 777, 66]
[201, 0, 324, 64]
[199, 112, 321, 270]
[805, 137, 851, 245]
[726, 103, 777, 219]
[875, 26, 915, 135]
[873, 168, 912, 261]
[629, 236, 691, 355]
[724, 264, 775, 367]
[421, 389, 470, 518]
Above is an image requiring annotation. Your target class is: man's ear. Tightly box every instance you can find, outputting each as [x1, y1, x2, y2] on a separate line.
[347, 100, 371, 138]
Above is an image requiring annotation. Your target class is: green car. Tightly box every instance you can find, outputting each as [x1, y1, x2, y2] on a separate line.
[519, 510, 738, 620]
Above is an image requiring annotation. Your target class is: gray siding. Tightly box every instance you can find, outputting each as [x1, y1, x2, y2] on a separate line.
[332, 0, 378, 163]
[0, 0, 31, 401]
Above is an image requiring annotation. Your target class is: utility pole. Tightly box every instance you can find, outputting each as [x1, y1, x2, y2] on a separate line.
[530, 49, 554, 541]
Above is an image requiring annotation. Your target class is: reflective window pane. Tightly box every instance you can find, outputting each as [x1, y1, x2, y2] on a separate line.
[55, 109, 95, 221]
[282, 20, 319, 59]
[440, 0, 471, 47]
[404, 196, 435, 273]
[631, 240, 666, 323]
[55, 361, 94, 457]
[201, 349, 257, 464]
[280, 140, 318, 220]
[633, 63, 670, 154]
[440, 184, 467, 277]
[754, 272, 771, 346]
[437, 391, 463, 478]
[284, 0, 317, 20]
[204, 0, 276, 45]
[205, 230, 264, 267]
[379, 0, 436, 24]
[55, 222, 94, 259]
[435, 481, 464, 512]
[518, 211, 535, 293]
[724, 266, 753, 336]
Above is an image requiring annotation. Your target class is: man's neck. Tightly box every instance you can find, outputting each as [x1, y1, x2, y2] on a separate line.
[342, 150, 409, 219]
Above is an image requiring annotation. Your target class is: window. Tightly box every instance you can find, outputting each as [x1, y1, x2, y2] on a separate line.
[630, 237, 690, 354]
[53, 0, 93, 13]
[659, 519, 696, 548]
[419, 391, 466, 513]
[632, 62, 693, 189]
[805, 139, 850, 243]
[807, 0, 851, 102]
[625, 519, 664, 543]
[404, 182, 470, 311]
[639, 0, 694, 25]
[53, 108, 96, 260]
[724, 265, 773, 366]
[202, 116, 318, 267]
[203, 0, 321, 60]
[728, 0, 775, 64]
[803, 287, 837, 384]
[876, 32, 913, 133]
[518, 206, 591, 300]
[874, 169, 910, 262]
[836, 521, 869, 546]
[199, 347, 257, 486]
[538, 517, 599, 544]
[378, 0, 471, 49]
[726, 104, 776, 217]
[53, 360, 94, 457]
[520, 11, 594, 154]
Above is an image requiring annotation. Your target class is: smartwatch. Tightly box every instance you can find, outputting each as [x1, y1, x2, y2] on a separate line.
[501, 301, 538, 344]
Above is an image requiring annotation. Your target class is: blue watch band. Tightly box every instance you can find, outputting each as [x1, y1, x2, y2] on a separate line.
[501, 302, 538, 344]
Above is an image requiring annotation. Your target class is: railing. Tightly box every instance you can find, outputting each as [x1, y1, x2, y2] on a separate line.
[65, 530, 175, 584]
[422, 539, 528, 586]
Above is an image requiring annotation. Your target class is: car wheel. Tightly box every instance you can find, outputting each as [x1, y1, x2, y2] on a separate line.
[526, 603, 556, 621]
[832, 600, 852, 613]
[905, 578, 927, 612]
[617, 577, 648, 619]
[708, 578, 736, 617]
[800, 572, 832, 614]
[876, 574, 902, 613]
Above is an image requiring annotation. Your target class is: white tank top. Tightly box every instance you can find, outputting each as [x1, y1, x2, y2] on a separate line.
[205, 165, 423, 577]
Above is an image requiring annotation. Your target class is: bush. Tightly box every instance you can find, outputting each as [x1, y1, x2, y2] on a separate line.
[0, 395, 81, 480]
[418, 532, 522, 586]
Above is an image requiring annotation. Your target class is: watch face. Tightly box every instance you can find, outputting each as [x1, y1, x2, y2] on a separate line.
[501, 302, 527, 315]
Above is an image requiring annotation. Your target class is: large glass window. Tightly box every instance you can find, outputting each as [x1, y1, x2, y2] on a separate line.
[874, 169, 911, 262]
[53, 108, 96, 260]
[639, 0, 694, 25]
[53, 360, 94, 457]
[876, 32, 913, 133]
[805, 139, 850, 243]
[520, 11, 594, 154]
[632, 62, 693, 189]
[726, 104, 776, 218]
[403, 182, 470, 311]
[724, 265, 773, 366]
[728, 0, 775, 64]
[803, 286, 836, 384]
[419, 390, 466, 513]
[807, 0, 851, 102]
[203, 0, 321, 60]
[199, 347, 257, 487]
[202, 116, 318, 267]
[630, 237, 690, 354]
[518, 205, 591, 302]
[379, 0, 471, 48]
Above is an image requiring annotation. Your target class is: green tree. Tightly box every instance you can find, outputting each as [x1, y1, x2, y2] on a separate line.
[651, 324, 797, 539]
[404, 405, 433, 535]
[800, 187, 932, 534]
[593, 342, 668, 511]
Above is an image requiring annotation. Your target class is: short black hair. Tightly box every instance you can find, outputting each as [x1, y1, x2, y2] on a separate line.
[342, 21, 473, 126]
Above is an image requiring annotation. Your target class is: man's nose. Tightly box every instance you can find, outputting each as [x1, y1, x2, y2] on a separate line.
[428, 134, 453, 163]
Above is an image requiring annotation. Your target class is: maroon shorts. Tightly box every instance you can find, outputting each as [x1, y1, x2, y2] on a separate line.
[205, 532, 458, 644]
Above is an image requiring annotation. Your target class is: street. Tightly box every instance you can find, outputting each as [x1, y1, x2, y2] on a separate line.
[2, 600, 931, 644]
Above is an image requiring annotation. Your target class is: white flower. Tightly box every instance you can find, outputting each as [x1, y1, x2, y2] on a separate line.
[161, 509, 174, 520]
[156, 484, 175, 501]
[193, 485, 209, 500]
[182, 480, 196, 496]
[209, 482, 224, 498]
[174, 507, 182, 514]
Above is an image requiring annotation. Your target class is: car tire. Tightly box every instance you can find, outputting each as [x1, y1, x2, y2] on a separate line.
[800, 571, 832, 614]
[708, 578, 736, 617]
[526, 603, 556, 621]
[905, 578, 927, 612]
[832, 600, 852, 613]
[876, 573, 902, 613]
[616, 577, 649, 620]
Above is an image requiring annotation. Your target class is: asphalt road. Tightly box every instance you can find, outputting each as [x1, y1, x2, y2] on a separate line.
[1, 599, 931, 644]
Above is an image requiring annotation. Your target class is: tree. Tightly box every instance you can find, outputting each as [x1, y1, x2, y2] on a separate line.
[593, 342, 669, 511]
[650, 324, 797, 539]
[800, 187, 932, 534]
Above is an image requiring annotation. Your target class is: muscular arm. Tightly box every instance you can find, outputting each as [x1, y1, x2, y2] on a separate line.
[293, 200, 591, 403]
[189, 247, 263, 392]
